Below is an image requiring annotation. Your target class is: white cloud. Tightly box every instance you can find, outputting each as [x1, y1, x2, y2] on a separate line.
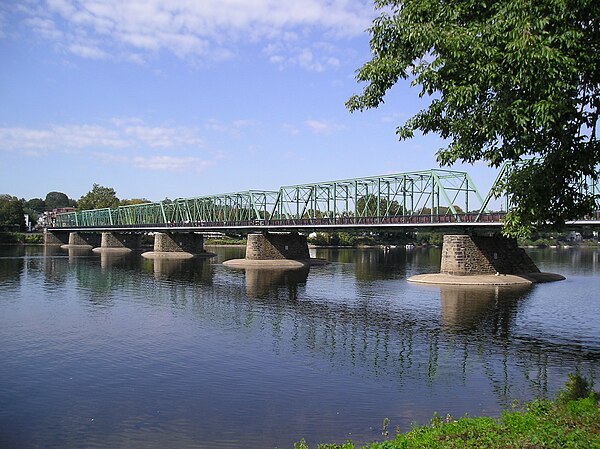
[0, 10, 5, 38]
[132, 155, 212, 172]
[305, 119, 343, 134]
[0, 125, 128, 152]
[123, 125, 205, 148]
[262, 42, 344, 72]
[282, 123, 300, 135]
[23, 16, 62, 40]
[0, 119, 207, 162]
[204, 118, 259, 136]
[68, 42, 109, 59]
[0, 119, 221, 172]
[91, 152, 213, 172]
[0, 121, 206, 153]
[16, 0, 372, 66]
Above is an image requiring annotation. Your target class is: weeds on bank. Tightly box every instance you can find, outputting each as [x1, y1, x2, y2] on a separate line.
[285, 374, 600, 449]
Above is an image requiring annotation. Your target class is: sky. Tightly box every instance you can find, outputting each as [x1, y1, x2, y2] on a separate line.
[0, 0, 498, 204]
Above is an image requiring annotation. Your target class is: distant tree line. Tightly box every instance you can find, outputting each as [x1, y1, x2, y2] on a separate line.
[0, 184, 150, 230]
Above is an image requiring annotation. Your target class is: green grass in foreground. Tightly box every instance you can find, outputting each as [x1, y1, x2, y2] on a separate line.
[287, 375, 600, 449]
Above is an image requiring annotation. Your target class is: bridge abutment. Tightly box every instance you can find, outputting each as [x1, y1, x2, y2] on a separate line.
[142, 232, 210, 259]
[92, 232, 141, 253]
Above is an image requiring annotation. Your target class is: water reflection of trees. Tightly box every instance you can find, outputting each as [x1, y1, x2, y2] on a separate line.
[0, 256, 24, 286]
[317, 247, 442, 281]
[74, 255, 215, 307]
[527, 247, 600, 274]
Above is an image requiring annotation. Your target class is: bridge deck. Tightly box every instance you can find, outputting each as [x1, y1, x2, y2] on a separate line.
[50, 216, 600, 233]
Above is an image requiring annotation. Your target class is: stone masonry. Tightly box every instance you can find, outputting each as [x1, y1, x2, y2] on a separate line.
[440, 234, 540, 275]
[44, 230, 69, 245]
[153, 232, 204, 253]
[245, 232, 309, 260]
[101, 232, 141, 249]
[68, 232, 101, 247]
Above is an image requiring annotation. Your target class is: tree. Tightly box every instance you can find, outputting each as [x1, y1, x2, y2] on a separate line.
[120, 198, 151, 206]
[45, 191, 71, 210]
[25, 198, 46, 213]
[78, 184, 120, 210]
[356, 194, 403, 217]
[0, 195, 25, 230]
[347, 0, 599, 238]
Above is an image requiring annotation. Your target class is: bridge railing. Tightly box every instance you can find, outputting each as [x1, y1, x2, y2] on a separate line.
[51, 212, 510, 229]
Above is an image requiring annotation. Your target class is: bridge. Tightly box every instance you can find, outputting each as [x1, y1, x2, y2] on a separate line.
[51, 165, 599, 232]
[45, 166, 599, 278]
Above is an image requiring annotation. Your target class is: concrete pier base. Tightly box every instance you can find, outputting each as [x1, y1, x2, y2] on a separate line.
[223, 232, 325, 269]
[142, 232, 214, 259]
[92, 232, 141, 254]
[408, 234, 564, 285]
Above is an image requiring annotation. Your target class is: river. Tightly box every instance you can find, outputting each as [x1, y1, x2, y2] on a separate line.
[0, 244, 599, 449]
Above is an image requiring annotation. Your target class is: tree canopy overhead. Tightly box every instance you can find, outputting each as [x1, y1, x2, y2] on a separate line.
[347, 0, 599, 237]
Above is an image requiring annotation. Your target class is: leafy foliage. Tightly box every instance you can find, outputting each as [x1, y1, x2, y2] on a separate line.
[120, 198, 151, 206]
[356, 194, 404, 217]
[0, 195, 25, 230]
[558, 373, 597, 403]
[287, 392, 600, 448]
[25, 198, 46, 213]
[347, 0, 600, 237]
[45, 191, 75, 210]
[78, 184, 120, 210]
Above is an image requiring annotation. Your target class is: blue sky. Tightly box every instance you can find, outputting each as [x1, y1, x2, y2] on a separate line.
[1, 0, 497, 203]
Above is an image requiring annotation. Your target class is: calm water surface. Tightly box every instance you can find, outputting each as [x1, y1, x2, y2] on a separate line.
[0, 245, 599, 449]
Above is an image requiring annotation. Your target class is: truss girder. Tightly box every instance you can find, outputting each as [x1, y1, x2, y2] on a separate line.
[54, 167, 598, 229]
[54, 190, 279, 228]
[271, 170, 483, 225]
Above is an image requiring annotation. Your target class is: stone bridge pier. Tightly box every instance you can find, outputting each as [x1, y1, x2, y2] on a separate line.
[142, 232, 211, 259]
[440, 234, 540, 275]
[409, 234, 564, 285]
[224, 231, 320, 269]
[245, 232, 310, 261]
[63, 232, 101, 249]
[44, 229, 70, 246]
[92, 232, 141, 253]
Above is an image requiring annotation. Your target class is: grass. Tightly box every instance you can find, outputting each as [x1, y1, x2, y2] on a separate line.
[286, 375, 600, 449]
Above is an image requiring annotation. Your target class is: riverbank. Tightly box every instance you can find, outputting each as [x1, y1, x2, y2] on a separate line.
[288, 379, 599, 449]
[0, 232, 43, 244]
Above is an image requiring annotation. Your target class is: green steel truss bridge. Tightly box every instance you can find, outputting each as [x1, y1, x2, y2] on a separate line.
[52, 166, 600, 232]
